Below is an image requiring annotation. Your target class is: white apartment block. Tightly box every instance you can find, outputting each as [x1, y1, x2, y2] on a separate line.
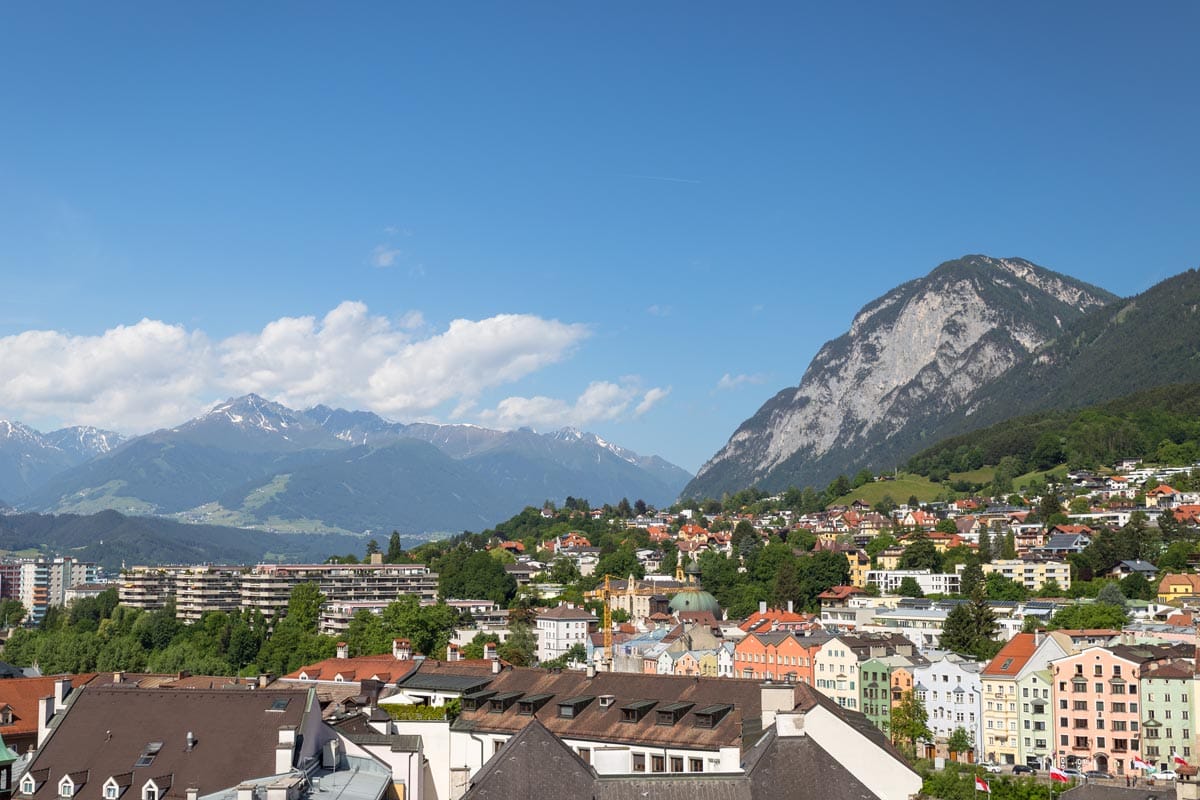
[982, 559, 1072, 592]
[534, 604, 596, 663]
[867, 569, 961, 596]
[915, 652, 984, 754]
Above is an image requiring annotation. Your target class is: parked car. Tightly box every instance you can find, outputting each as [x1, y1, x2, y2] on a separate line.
[1060, 769, 1085, 781]
[978, 762, 1003, 774]
[1013, 765, 1037, 775]
[1156, 770, 1178, 781]
[1085, 771, 1114, 781]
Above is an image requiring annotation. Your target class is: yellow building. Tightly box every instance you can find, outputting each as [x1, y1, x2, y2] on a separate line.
[846, 549, 872, 588]
[982, 559, 1072, 592]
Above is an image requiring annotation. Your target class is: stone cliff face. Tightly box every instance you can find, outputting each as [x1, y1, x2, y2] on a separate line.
[684, 256, 1116, 497]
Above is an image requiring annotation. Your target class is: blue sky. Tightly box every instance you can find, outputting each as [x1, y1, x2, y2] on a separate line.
[1, 2, 1197, 474]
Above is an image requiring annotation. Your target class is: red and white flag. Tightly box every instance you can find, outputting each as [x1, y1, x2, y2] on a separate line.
[1049, 767, 1070, 783]
[1132, 757, 1153, 771]
[1175, 755, 1189, 768]
[975, 777, 991, 793]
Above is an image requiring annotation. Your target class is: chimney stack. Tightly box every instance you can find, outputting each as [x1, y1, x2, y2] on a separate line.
[54, 678, 71, 708]
[112, 671, 124, 685]
[759, 601, 767, 615]
[186, 789, 199, 800]
[336, 641, 349, 659]
[787, 601, 794, 613]
[492, 657, 501, 674]
[586, 662, 596, 679]
[393, 638, 412, 661]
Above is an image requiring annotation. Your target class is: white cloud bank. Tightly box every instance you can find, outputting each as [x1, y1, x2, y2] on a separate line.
[715, 372, 766, 391]
[478, 381, 670, 430]
[0, 302, 623, 433]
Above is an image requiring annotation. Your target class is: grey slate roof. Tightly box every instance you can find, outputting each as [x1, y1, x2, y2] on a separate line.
[461, 719, 595, 800]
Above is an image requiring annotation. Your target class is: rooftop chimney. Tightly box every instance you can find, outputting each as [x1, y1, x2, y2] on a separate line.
[586, 662, 596, 679]
[393, 638, 412, 661]
[54, 678, 71, 708]
[336, 641, 349, 659]
[492, 657, 501, 674]
[483, 641, 498, 661]
[186, 789, 199, 800]
[369, 553, 383, 565]
[112, 671, 124, 685]
[257, 674, 270, 689]
[759, 601, 767, 615]
[447, 643, 462, 662]
[787, 601, 794, 614]
[760, 682, 797, 730]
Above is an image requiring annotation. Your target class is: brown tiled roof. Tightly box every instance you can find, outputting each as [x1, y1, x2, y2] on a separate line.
[461, 719, 595, 800]
[536, 605, 597, 621]
[22, 687, 311, 800]
[0, 674, 96, 739]
[452, 667, 791, 751]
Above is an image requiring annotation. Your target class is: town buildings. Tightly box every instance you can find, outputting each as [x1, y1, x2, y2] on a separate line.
[119, 557, 438, 622]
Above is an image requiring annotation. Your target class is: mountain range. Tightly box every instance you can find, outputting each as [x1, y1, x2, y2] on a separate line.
[685, 254, 1167, 497]
[1, 396, 692, 536]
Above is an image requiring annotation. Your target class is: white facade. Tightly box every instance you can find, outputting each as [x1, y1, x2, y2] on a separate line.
[813, 637, 860, 710]
[534, 606, 596, 663]
[982, 559, 1073, 591]
[867, 569, 961, 596]
[915, 653, 984, 754]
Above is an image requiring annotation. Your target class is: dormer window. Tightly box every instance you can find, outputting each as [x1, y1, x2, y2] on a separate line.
[0, 705, 12, 725]
[105, 784, 119, 799]
[58, 778, 74, 798]
[142, 781, 160, 800]
[20, 776, 35, 795]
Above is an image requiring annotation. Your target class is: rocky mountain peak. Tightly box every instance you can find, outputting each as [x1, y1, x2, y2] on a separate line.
[684, 255, 1117, 498]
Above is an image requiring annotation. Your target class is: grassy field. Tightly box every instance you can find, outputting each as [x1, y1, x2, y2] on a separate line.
[832, 473, 943, 506]
[950, 468, 995, 483]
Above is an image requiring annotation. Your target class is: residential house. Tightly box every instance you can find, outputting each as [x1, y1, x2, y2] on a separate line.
[455, 688, 922, 800]
[1140, 658, 1195, 771]
[981, 631, 1072, 766]
[915, 652, 984, 757]
[535, 605, 596, 663]
[16, 687, 392, 800]
[1016, 668, 1054, 769]
[983, 559, 1073, 592]
[1159, 574, 1200, 605]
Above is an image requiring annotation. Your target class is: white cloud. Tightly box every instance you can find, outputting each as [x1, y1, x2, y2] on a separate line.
[635, 386, 670, 415]
[479, 380, 669, 430]
[646, 304, 672, 317]
[370, 245, 403, 268]
[716, 372, 766, 391]
[0, 303, 590, 433]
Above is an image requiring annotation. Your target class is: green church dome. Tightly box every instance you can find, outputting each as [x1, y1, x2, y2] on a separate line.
[668, 588, 721, 615]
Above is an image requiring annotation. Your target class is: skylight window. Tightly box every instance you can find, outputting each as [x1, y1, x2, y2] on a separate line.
[270, 698, 290, 712]
[134, 742, 163, 768]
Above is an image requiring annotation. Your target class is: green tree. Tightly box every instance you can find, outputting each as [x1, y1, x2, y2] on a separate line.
[436, 547, 518, 605]
[947, 727, 973, 754]
[959, 560, 984, 597]
[462, 632, 500, 659]
[385, 531, 404, 563]
[1096, 581, 1127, 608]
[899, 532, 942, 571]
[0, 599, 26, 628]
[594, 548, 645, 582]
[1000, 531, 1017, 559]
[935, 518, 959, 534]
[889, 690, 931, 757]
[1120, 572, 1156, 601]
[771, 556, 802, 608]
[1048, 602, 1128, 630]
[985, 572, 1028, 601]
[898, 577, 925, 598]
[498, 621, 537, 666]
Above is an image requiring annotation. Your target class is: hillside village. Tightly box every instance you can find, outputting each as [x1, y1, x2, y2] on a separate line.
[6, 459, 1200, 800]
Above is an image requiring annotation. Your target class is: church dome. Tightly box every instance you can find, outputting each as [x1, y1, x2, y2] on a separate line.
[668, 588, 721, 616]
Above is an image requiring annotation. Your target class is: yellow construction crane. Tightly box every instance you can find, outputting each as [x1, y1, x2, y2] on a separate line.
[589, 572, 668, 669]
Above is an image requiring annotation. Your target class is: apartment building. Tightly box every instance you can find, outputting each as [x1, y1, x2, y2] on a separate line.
[915, 652, 984, 756]
[534, 604, 596, 663]
[1139, 659, 1194, 771]
[17, 558, 101, 625]
[1047, 642, 1191, 775]
[732, 631, 829, 684]
[983, 559, 1073, 592]
[866, 569, 961, 596]
[120, 558, 439, 623]
[981, 631, 1072, 766]
[173, 565, 243, 623]
[814, 632, 917, 712]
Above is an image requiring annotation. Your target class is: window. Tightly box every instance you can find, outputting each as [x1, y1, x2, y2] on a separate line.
[651, 755, 665, 773]
[671, 756, 683, 772]
[578, 748, 591, 764]
[143, 786, 158, 800]
[59, 780, 74, 798]
[633, 754, 646, 773]
[690, 758, 704, 773]
[105, 786, 119, 800]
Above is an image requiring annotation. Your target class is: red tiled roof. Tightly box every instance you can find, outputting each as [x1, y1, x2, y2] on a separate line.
[284, 655, 419, 683]
[0, 674, 97, 738]
[982, 633, 1037, 676]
